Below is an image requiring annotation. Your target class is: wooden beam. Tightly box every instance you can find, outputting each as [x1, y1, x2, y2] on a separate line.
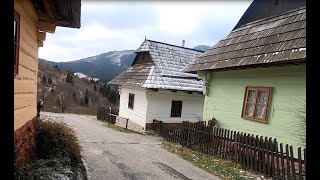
[37, 32, 46, 41]
[37, 21, 56, 33]
[42, 0, 56, 20]
[38, 41, 44, 47]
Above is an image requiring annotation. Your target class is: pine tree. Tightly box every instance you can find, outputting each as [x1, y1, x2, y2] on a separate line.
[53, 65, 60, 71]
[83, 89, 89, 106]
[66, 72, 73, 84]
[48, 76, 52, 85]
[72, 92, 76, 101]
[42, 75, 47, 84]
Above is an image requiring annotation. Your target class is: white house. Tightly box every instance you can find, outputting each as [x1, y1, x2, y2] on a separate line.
[108, 39, 205, 132]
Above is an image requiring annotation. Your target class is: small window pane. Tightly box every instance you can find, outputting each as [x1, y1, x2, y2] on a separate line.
[257, 91, 268, 104]
[255, 105, 266, 118]
[247, 90, 257, 103]
[171, 101, 182, 117]
[128, 93, 134, 109]
[245, 103, 255, 116]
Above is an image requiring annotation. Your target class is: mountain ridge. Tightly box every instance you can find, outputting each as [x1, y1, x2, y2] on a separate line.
[39, 45, 210, 83]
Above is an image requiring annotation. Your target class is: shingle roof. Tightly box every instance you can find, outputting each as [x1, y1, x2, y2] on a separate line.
[183, 7, 306, 72]
[108, 40, 204, 92]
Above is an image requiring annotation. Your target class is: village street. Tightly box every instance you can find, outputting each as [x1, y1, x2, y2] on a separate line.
[41, 112, 219, 180]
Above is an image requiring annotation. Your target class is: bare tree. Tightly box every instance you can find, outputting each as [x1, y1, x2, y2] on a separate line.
[56, 91, 73, 113]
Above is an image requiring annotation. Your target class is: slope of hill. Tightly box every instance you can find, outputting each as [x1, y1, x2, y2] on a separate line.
[39, 45, 210, 83]
[37, 63, 119, 115]
[193, 45, 210, 51]
[39, 50, 136, 83]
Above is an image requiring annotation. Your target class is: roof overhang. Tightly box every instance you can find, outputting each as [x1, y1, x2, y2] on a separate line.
[31, 0, 81, 32]
[194, 59, 306, 73]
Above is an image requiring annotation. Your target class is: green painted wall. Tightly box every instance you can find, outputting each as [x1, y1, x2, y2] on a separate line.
[198, 64, 306, 151]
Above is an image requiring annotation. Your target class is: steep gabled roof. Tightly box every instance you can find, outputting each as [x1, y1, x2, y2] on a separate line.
[183, 6, 306, 73]
[108, 40, 204, 92]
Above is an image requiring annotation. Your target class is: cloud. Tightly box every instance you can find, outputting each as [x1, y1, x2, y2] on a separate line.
[39, 1, 252, 62]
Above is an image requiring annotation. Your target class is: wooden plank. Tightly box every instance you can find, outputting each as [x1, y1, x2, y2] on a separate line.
[249, 134, 253, 171]
[245, 133, 249, 170]
[200, 131, 204, 153]
[18, 48, 38, 72]
[232, 131, 236, 161]
[14, 105, 36, 130]
[298, 147, 302, 180]
[38, 41, 44, 47]
[261, 136, 266, 175]
[210, 133, 214, 155]
[275, 141, 280, 179]
[218, 128, 223, 156]
[215, 128, 220, 155]
[265, 137, 270, 176]
[20, 26, 38, 52]
[286, 144, 291, 180]
[14, 2, 36, 27]
[14, 79, 37, 94]
[253, 135, 259, 172]
[220, 129, 225, 157]
[17, 64, 37, 81]
[14, 93, 36, 110]
[42, 0, 56, 21]
[207, 129, 211, 154]
[37, 31, 46, 41]
[212, 127, 217, 155]
[280, 143, 285, 179]
[240, 133, 244, 167]
[227, 130, 233, 160]
[290, 146, 296, 179]
[225, 130, 230, 159]
[235, 132, 240, 163]
[37, 21, 56, 33]
[270, 138, 275, 177]
[257, 136, 262, 173]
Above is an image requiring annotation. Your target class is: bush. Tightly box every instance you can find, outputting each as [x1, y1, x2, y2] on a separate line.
[34, 119, 82, 167]
[14, 146, 34, 180]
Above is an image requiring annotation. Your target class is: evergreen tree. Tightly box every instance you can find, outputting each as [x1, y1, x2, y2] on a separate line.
[48, 76, 53, 85]
[42, 75, 47, 84]
[66, 72, 73, 84]
[72, 92, 76, 101]
[53, 65, 60, 71]
[83, 89, 89, 106]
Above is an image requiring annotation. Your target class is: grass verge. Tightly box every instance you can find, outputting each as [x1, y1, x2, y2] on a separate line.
[162, 142, 261, 180]
[103, 123, 142, 134]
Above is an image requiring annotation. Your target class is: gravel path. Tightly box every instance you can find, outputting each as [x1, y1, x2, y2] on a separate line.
[41, 112, 220, 180]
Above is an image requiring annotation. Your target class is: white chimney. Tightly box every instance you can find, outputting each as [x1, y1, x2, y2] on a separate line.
[182, 40, 185, 47]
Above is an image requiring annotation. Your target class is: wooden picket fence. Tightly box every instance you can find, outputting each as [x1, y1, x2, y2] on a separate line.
[158, 121, 306, 179]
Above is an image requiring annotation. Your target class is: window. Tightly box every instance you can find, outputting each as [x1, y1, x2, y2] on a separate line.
[241, 87, 273, 123]
[128, 93, 134, 109]
[14, 10, 20, 75]
[171, 101, 182, 117]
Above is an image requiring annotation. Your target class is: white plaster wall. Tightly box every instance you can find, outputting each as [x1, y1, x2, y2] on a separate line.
[118, 86, 148, 128]
[146, 90, 204, 123]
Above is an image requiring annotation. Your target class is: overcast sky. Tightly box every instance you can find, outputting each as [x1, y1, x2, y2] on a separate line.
[39, 1, 252, 62]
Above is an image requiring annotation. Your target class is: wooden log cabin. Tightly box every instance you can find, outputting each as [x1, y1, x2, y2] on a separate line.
[14, 0, 81, 163]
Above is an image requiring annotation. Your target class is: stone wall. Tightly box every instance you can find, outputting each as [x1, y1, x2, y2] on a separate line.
[14, 117, 38, 165]
[116, 116, 145, 133]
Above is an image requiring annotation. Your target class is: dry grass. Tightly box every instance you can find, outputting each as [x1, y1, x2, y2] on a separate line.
[162, 142, 263, 180]
[104, 124, 142, 134]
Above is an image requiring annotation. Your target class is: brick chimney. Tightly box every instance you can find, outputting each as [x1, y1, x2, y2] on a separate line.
[182, 40, 185, 47]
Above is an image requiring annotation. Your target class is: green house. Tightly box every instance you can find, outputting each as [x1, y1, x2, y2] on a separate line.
[184, 0, 306, 149]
